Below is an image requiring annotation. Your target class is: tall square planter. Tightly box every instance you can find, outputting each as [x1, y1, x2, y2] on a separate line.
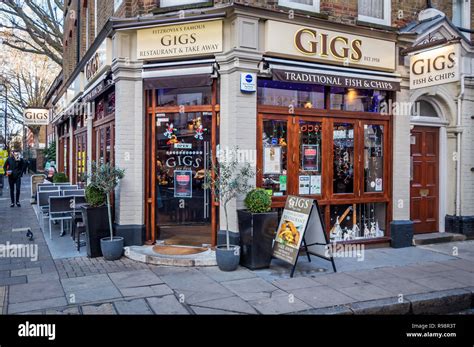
[81, 205, 110, 258]
[237, 210, 278, 270]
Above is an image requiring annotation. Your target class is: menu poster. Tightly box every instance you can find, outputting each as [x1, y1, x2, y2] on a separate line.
[299, 175, 310, 195]
[263, 146, 281, 174]
[310, 175, 321, 195]
[273, 196, 313, 265]
[302, 144, 319, 171]
[375, 178, 383, 192]
[174, 170, 193, 198]
[279, 175, 287, 191]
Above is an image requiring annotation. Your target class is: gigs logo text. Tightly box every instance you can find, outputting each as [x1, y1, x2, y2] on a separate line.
[294, 28, 362, 62]
[23, 108, 49, 125]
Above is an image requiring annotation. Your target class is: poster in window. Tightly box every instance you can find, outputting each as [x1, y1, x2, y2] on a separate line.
[174, 170, 193, 198]
[310, 175, 321, 195]
[302, 144, 319, 171]
[299, 175, 310, 195]
[263, 146, 281, 174]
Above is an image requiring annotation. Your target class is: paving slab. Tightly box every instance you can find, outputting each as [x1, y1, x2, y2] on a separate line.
[27, 272, 60, 283]
[272, 277, 321, 291]
[10, 267, 42, 277]
[61, 274, 113, 292]
[81, 303, 117, 314]
[222, 277, 285, 301]
[337, 284, 397, 301]
[192, 296, 258, 314]
[8, 279, 64, 304]
[292, 285, 355, 308]
[368, 277, 432, 296]
[114, 299, 153, 315]
[190, 306, 242, 315]
[406, 289, 472, 314]
[294, 305, 353, 315]
[197, 266, 256, 282]
[311, 272, 365, 288]
[433, 269, 474, 287]
[109, 269, 164, 288]
[249, 293, 311, 314]
[176, 289, 235, 305]
[8, 297, 68, 314]
[0, 276, 27, 286]
[44, 306, 81, 315]
[119, 284, 173, 298]
[65, 286, 122, 305]
[410, 275, 466, 291]
[146, 295, 189, 314]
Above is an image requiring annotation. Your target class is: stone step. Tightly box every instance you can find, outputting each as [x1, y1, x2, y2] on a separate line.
[413, 232, 466, 246]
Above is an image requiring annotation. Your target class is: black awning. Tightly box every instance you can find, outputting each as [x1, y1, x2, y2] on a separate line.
[143, 73, 212, 90]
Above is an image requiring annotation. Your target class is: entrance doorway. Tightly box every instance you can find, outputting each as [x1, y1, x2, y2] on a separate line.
[410, 126, 439, 233]
[144, 82, 219, 246]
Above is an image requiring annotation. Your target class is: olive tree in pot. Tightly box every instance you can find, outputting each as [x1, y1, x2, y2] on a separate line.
[87, 162, 125, 261]
[205, 148, 254, 271]
[238, 188, 278, 270]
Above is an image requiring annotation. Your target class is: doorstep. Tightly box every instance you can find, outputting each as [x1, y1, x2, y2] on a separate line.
[413, 232, 466, 246]
[124, 244, 217, 267]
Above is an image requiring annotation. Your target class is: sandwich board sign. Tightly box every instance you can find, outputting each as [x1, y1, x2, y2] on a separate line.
[272, 195, 336, 277]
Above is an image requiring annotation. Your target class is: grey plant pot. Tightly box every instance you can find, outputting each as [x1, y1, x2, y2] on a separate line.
[215, 245, 240, 272]
[100, 236, 124, 261]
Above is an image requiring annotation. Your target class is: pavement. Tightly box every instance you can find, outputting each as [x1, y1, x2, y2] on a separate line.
[0, 175, 473, 315]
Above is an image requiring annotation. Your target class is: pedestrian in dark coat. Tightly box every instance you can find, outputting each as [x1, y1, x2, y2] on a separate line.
[3, 151, 26, 207]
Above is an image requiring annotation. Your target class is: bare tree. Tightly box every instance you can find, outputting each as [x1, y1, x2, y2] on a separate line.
[0, 0, 64, 66]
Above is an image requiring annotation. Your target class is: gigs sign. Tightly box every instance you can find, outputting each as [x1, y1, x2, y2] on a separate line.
[85, 39, 111, 84]
[137, 20, 223, 60]
[23, 108, 49, 125]
[410, 44, 460, 90]
[265, 21, 396, 71]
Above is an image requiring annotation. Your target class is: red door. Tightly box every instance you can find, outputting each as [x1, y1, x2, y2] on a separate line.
[410, 126, 439, 233]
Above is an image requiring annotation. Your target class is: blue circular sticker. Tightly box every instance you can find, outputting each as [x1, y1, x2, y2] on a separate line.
[245, 74, 253, 83]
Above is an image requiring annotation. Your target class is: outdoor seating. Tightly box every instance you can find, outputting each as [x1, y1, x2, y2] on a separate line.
[59, 185, 79, 192]
[63, 189, 85, 196]
[71, 195, 87, 251]
[37, 190, 60, 231]
[48, 196, 74, 239]
[38, 185, 60, 192]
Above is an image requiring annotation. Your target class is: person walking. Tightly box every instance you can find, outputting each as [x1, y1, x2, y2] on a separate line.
[3, 151, 26, 207]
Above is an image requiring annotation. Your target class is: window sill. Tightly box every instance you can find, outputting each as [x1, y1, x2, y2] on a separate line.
[356, 20, 396, 32]
[277, 6, 328, 20]
[151, 1, 214, 14]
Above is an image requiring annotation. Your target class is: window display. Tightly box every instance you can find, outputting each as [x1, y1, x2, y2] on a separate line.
[330, 87, 387, 112]
[262, 119, 287, 195]
[299, 120, 322, 195]
[329, 203, 386, 241]
[333, 123, 354, 194]
[364, 124, 384, 192]
[258, 80, 324, 109]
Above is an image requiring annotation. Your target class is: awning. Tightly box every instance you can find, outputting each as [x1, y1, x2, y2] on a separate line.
[143, 60, 216, 89]
[82, 69, 113, 102]
[266, 57, 401, 92]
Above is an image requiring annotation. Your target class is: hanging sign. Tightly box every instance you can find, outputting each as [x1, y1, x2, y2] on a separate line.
[174, 170, 193, 198]
[272, 196, 336, 277]
[23, 108, 49, 125]
[410, 44, 460, 89]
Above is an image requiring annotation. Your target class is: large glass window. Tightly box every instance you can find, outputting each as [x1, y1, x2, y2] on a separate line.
[330, 87, 388, 112]
[364, 124, 384, 193]
[358, 0, 391, 26]
[262, 119, 288, 196]
[160, 0, 209, 7]
[156, 86, 212, 107]
[279, 0, 320, 12]
[258, 80, 325, 109]
[333, 123, 355, 194]
[298, 120, 322, 195]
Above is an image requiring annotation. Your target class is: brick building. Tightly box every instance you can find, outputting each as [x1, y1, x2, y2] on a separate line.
[46, 0, 473, 247]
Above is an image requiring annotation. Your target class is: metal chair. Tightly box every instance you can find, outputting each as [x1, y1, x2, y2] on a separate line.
[54, 182, 71, 186]
[60, 185, 79, 192]
[48, 196, 74, 239]
[63, 189, 85, 196]
[38, 185, 60, 192]
[37, 191, 60, 231]
[71, 195, 87, 251]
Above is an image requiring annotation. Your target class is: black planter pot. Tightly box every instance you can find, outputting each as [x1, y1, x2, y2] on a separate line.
[100, 237, 124, 261]
[237, 210, 278, 270]
[215, 245, 240, 271]
[81, 205, 110, 258]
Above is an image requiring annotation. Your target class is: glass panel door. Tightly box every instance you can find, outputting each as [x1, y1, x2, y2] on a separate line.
[332, 122, 355, 195]
[297, 118, 323, 196]
[155, 112, 212, 245]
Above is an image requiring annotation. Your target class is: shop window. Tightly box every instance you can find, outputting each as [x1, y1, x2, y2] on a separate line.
[329, 202, 386, 241]
[262, 119, 288, 196]
[333, 123, 355, 194]
[298, 120, 322, 195]
[330, 87, 387, 112]
[257, 80, 325, 109]
[106, 92, 115, 115]
[278, 0, 320, 12]
[156, 86, 212, 107]
[95, 99, 105, 120]
[358, 0, 391, 26]
[364, 124, 384, 193]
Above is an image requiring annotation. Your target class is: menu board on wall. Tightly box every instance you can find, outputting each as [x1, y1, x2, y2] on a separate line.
[174, 170, 193, 198]
[263, 146, 281, 174]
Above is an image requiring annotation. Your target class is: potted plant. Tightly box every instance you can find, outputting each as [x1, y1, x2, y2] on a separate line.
[86, 162, 125, 260]
[52, 172, 68, 183]
[238, 188, 278, 269]
[82, 184, 109, 258]
[205, 148, 254, 271]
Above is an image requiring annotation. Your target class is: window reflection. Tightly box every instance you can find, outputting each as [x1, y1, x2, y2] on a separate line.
[333, 123, 354, 194]
[364, 124, 384, 193]
[262, 119, 288, 196]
